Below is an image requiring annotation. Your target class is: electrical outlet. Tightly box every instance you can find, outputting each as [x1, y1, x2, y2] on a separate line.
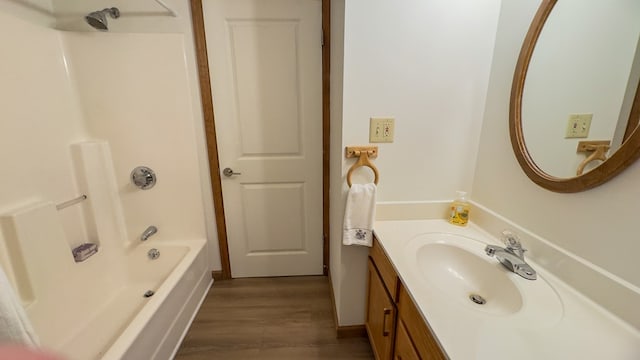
[565, 113, 592, 138]
[369, 117, 395, 143]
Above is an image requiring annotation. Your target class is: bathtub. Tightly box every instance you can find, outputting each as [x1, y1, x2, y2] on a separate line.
[0, 141, 212, 359]
[18, 236, 212, 360]
[0, 200, 211, 360]
[56, 239, 211, 360]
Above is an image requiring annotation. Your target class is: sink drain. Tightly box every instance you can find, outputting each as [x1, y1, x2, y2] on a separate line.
[143, 290, 155, 298]
[469, 294, 486, 305]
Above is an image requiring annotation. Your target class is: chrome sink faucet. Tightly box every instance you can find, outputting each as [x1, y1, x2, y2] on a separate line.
[141, 226, 158, 241]
[485, 230, 537, 280]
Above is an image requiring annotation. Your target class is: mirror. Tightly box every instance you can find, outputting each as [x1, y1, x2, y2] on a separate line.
[510, 0, 640, 192]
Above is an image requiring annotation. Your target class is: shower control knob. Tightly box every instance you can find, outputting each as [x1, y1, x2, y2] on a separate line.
[131, 166, 157, 190]
[223, 167, 241, 177]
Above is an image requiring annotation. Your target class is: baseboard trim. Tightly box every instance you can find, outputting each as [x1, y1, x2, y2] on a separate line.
[328, 272, 367, 339]
[211, 270, 224, 281]
[336, 324, 367, 339]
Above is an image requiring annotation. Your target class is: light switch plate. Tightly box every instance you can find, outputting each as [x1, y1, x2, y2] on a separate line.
[370, 117, 395, 143]
[565, 113, 592, 138]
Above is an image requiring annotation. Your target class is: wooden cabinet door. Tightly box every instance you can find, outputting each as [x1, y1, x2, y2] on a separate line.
[394, 320, 420, 360]
[398, 285, 447, 359]
[366, 259, 396, 360]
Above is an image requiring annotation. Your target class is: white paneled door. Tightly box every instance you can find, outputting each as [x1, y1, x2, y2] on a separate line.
[203, 0, 323, 277]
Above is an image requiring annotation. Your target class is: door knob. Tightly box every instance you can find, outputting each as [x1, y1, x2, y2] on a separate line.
[223, 167, 241, 177]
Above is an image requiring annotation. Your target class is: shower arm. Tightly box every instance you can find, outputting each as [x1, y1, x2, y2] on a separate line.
[154, 0, 178, 17]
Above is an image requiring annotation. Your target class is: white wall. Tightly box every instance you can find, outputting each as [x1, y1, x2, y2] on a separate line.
[473, 0, 640, 294]
[329, 0, 346, 317]
[341, 0, 500, 201]
[522, 0, 640, 178]
[331, 0, 501, 325]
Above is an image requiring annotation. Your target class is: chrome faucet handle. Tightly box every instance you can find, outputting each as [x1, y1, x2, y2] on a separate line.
[501, 230, 520, 247]
[501, 230, 526, 257]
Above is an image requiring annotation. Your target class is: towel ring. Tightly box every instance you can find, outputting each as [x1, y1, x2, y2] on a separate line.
[576, 145, 609, 176]
[346, 149, 380, 187]
[575, 140, 611, 176]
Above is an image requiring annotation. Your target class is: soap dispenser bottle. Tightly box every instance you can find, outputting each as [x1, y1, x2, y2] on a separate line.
[448, 191, 470, 226]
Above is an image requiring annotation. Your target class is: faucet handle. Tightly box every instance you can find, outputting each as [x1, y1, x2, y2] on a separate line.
[501, 230, 522, 248]
[501, 230, 528, 258]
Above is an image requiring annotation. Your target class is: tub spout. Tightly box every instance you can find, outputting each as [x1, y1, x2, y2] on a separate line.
[141, 226, 157, 241]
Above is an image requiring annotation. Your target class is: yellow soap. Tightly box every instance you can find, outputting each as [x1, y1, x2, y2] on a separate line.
[448, 191, 470, 226]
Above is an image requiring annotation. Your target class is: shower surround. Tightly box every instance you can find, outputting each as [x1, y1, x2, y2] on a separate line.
[0, 9, 211, 359]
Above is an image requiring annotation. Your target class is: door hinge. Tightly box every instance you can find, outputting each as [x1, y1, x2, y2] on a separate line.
[321, 31, 325, 47]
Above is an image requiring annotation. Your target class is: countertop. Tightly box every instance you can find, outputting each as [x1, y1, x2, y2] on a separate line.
[374, 219, 640, 359]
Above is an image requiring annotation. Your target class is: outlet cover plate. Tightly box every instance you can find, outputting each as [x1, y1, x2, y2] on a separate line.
[370, 117, 395, 143]
[565, 113, 592, 138]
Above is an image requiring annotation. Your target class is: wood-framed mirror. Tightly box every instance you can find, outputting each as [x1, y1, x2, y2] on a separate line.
[510, 0, 640, 193]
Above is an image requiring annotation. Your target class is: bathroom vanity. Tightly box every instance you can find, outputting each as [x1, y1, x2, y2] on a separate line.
[366, 217, 640, 360]
[366, 237, 445, 359]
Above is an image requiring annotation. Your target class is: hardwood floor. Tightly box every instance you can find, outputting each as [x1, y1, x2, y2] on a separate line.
[175, 276, 373, 359]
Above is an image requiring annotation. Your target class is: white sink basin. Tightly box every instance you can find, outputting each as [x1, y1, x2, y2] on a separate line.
[404, 232, 563, 322]
[417, 242, 523, 315]
[373, 220, 640, 360]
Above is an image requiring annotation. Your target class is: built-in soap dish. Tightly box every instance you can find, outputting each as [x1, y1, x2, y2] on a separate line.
[72, 243, 98, 262]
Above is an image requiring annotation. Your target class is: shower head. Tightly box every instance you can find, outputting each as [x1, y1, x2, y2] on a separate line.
[85, 7, 120, 31]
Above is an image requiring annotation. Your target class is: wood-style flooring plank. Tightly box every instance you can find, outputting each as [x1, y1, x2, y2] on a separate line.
[175, 276, 373, 359]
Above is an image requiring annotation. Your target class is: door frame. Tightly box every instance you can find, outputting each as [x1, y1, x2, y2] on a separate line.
[189, 0, 331, 280]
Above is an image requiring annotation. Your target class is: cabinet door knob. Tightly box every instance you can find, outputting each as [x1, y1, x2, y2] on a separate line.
[382, 308, 392, 336]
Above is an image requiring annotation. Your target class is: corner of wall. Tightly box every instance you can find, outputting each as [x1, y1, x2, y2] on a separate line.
[329, 0, 346, 324]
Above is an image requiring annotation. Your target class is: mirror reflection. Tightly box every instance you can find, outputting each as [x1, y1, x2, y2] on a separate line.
[521, 0, 640, 178]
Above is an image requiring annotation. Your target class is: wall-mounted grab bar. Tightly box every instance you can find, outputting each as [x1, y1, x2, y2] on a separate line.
[56, 195, 88, 210]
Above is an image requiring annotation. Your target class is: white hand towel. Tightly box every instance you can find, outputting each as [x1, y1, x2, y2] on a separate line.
[343, 183, 377, 246]
[0, 266, 39, 346]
